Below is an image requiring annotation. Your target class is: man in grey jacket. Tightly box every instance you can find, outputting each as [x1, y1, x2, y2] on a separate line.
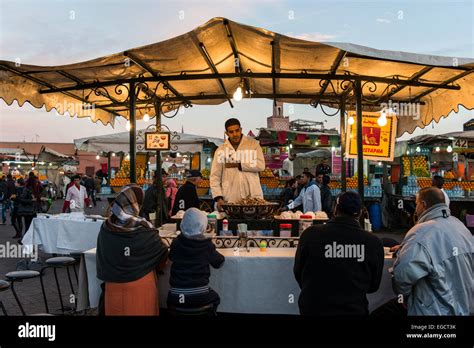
[283, 172, 321, 212]
[392, 187, 473, 315]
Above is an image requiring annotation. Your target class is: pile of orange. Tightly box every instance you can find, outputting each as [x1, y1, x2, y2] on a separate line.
[110, 178, 130, 187]
[260, 177, 280, 188]
[197, 179, 210, 188]
[417, 178, 432, 188]
[259, 168, 275, 178]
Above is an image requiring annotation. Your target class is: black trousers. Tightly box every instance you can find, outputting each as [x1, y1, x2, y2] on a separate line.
[370, 298, 408, 318]
[167, 288, 220, 310]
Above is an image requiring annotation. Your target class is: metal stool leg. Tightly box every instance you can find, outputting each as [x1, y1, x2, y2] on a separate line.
[39, 269, 50, 313]
[0, 300, 8, 316]
[53, 268, 65, 313]
[66, 266, 76, 311]
[10, 281, 26, 316]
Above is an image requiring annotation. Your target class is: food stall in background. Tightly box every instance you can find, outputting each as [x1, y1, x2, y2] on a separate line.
[390, 129, 474, 227]
[74, 131, 223, 192]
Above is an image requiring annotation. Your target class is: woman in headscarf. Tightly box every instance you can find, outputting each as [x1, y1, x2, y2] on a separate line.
[167, 208, 225, 312]
[96, 184, 169, 316]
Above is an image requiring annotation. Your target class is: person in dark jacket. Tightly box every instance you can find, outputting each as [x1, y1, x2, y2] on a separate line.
[0, 175, 7, 224]
[140, 172, 169, 223]
[320, 175, 334, 217]
[11, 178, 25, 238]
[171, 170, 202, 215]
[167, 208, 225, 311]
[17, 175, 39, 233]
[281, 178, 298, 207]
[294, 191, 384, 316]
[96, 184, 169, 316]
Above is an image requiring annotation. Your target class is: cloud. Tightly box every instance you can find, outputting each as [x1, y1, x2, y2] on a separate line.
[285, 32, 337, 42]
[376, 18, 391, 24]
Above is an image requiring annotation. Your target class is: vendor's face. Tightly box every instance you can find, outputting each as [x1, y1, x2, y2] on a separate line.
[302, 174, 310, 185]
[226, 125, 242, 144]
[74, 178, 80, 186]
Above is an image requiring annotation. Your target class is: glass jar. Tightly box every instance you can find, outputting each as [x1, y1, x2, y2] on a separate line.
[280, 223, 292, 238]
[299, 215, 313, 236]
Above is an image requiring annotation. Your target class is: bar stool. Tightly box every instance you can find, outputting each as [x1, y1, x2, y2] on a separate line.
[0, 279, 10, 315]
[69, 253, 83, 285]
[42, 256, 77, 314]
[167, 303, 217, 317]
[5, 270, 43, 315]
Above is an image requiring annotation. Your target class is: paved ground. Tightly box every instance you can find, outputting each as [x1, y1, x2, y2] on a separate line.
[0, 198, 405, 316]
[0, 198, 109, 316]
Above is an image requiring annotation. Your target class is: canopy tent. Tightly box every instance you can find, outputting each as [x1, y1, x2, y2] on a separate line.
[296, 149, 332, 158]
[74, 131, 224, 154]
[2, 16, 473, 215]
[37, 146, 74, 164]
[1, 17, 472, 136]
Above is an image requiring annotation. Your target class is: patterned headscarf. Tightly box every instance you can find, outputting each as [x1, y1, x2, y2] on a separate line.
[106, 184, 154, 232]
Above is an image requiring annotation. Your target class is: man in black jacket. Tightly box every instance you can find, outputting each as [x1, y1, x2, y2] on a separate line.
[171, 170, 202, 215]
[320, 175, 334, 217]
[294, 191, 384, 316]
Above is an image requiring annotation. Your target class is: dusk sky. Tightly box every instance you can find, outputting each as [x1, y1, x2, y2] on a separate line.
[0, 0, 473, 143]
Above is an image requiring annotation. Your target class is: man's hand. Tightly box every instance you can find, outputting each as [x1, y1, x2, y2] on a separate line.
[278, 206, 288, 214]
[390, 244, 402, 253]
[216, 198, 225, 212]
[224, 162, 240, 169]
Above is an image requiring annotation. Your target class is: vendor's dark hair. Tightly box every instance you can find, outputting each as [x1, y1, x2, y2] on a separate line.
[418, 187, 445, 207]
[225, 118, 241, 131]
[302, 171, 313, 179]
[432, 175, 444, 189]
[73, 174, 81, 180]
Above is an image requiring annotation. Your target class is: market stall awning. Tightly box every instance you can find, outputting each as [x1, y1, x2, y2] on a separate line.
[1, 17, 473, 136]
[37, 146, 74, 164]
[74, 131, 224, 154]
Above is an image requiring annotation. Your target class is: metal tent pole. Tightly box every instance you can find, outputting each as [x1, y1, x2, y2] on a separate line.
[355, 80, 364, 201]
[129, 82, 137, 183]
[340, 97, 347, 193]
[155, 101, 163, 227]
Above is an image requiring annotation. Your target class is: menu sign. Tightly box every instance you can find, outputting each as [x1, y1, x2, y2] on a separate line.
[145, 132, 170, 150]
[346, 111, 397, 162]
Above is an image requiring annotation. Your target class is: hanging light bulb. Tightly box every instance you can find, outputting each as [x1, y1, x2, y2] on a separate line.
[112, 152, 116, 157]
[416, 146, 421, 153]
[143, 113, 150, 122]
[447, 145, 453, 153]
[377, 112, 388, 127]
[435, 146, 440, 152]
[348, 116, 355, 125]
[331, 146, 336, 152]
[315, 141, 319, 146]
[96, 155, 100, 160]
[126, 121, 131, 131]
[378, 162, 382, 166]
[289, 144, 293, 149]
[49, 163, 53, 166]
[233, 85, 243, 101]
[126, 154, 130, 160]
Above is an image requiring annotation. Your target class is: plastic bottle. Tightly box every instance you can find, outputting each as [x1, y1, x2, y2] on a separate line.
[280, 223, 292, 238]
[222, 219, 229, 235]
[207, 214, 217, 234]
[299, 214, 313, 236]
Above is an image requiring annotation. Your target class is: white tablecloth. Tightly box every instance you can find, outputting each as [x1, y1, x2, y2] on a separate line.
[21, 216, 103, 254]
[77, 247, 395, 314]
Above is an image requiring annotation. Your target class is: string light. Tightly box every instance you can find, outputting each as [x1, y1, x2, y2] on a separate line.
[143, 113, 150, 122]
[447, 145, 453, 153]
[233, 86, 243, 101]
[377, 111, 388, 127]
[348, 116, 355, 125]
[435, 146, 440, 152]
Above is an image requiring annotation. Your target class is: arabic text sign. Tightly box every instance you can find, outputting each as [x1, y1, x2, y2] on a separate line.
[346, 112, 397, 162]
[145, 132, 170, 151]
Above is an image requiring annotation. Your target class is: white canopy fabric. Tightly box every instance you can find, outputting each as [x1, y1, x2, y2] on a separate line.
[74, 131, 224, 154]
[296, 149, 332, 158]
[37, 146, 73, 163]
[1, 17, 473, 136]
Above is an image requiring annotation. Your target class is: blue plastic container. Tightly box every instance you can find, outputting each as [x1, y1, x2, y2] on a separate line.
[368, 203, 382, 231]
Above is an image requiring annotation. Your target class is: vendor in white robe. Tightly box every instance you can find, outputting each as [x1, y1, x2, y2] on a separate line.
[210, 118, 265, 211]
[62, 174, 90, 213]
